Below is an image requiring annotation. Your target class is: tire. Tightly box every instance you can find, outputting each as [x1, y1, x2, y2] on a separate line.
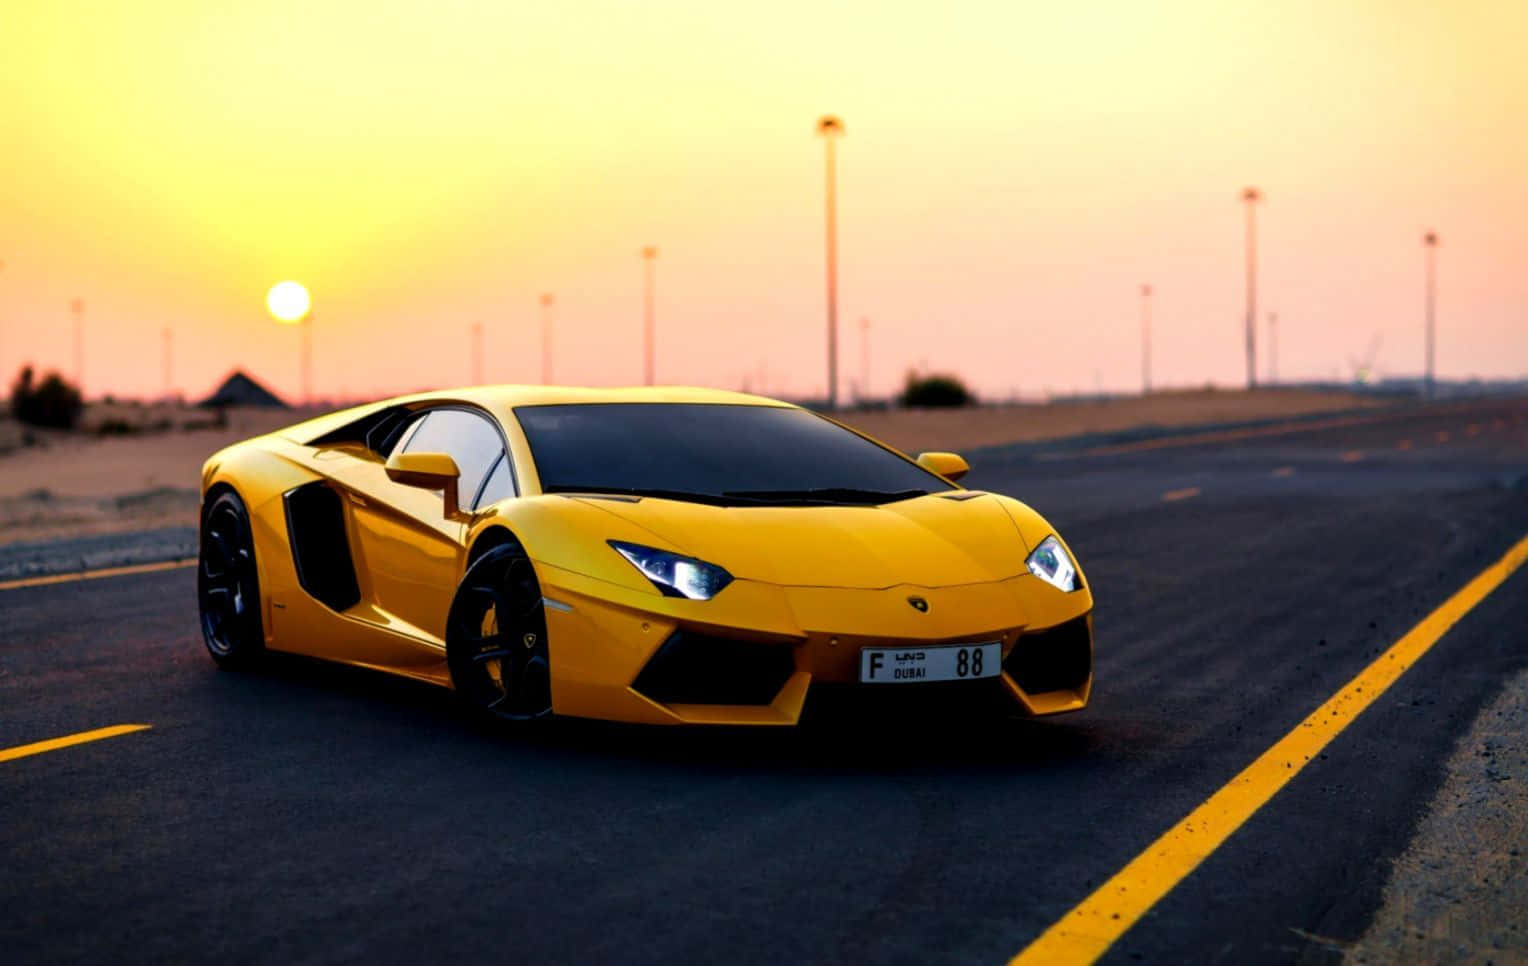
[445, 542, 553, 722]
[198, 488, 265, 668]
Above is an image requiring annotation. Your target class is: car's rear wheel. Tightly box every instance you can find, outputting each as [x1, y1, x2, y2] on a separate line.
[198, 488, 264, 668]
[446, 542, 553, 722]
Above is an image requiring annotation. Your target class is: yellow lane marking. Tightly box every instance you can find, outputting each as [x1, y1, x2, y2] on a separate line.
[1160, 487, 1200, 502]
[1397, 439, 1413, 451]
[1340, 450, 1365, 463]
[1436, 430, 1451, 443]
[0, 559, 195, 592]
[1010, 530, 1528, 966]
[0, 724, 152, 764]
[1466, 424, 1481, 436]
[1271, 466, 1295, 478]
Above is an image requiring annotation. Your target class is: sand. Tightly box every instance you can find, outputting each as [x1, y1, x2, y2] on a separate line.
[0, 389, 1388, 545]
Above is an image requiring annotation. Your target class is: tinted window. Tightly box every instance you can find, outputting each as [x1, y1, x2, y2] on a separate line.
[403, 409, 504, 502]
[475, 453, 513, 508]
[515, 404, 953, 505]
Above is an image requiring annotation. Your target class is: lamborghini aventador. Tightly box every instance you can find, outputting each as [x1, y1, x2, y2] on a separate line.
[197, 387, 1093, 724]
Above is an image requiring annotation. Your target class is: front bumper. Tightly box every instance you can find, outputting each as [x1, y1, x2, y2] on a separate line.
[535, 560, 1094, 725]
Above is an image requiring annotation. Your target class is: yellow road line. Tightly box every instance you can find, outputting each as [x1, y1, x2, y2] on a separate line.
[1397, 439, 1413, 451]
[1010, 530, 1528, 966]
[1160, 487, 1200, 502]
[1340, 450, 1365, 463]
[0, 724, 152, 764]
[1270, 466, 1295, 478]
[0, 558, 195, 592]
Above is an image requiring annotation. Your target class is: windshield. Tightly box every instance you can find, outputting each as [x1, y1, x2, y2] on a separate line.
[514, 403, 955, 505]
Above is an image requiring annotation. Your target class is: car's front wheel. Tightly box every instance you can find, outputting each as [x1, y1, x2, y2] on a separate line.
[445, 542, 553, 722]
[198, 488, 265, 668]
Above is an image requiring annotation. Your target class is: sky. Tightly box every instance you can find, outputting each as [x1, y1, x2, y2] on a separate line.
[1, 0, 1524, 402]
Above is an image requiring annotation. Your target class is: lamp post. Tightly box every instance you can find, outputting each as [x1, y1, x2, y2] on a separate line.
[1241, 187, 1261, 389]
[1140, 284, 1153, 395]
[69, 298, 85, 396]
[641, 246, 658, 385]
[1268, 311, 1278, 385]
[817, 115, 844, 408]
[858, 316, 870, 403]
[162, 327, 173, 400]
[266, 281, 312, 405]
[470, 322, 483, 385]
[539, 293, 555, 385]
[1423, 231, 1439, 399]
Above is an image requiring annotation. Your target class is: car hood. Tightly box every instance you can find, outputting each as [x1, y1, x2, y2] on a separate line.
[571, 492, 1030, 589]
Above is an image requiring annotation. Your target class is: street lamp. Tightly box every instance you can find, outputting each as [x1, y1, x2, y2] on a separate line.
[1241, 187, 1261, 390]
[641, 247, 658, 385]
[539, 293, 555, 385]
[470, 322, 484, 386]
[858, 316, 871, 403]
[817, 114, 844, 408]
[1423, 231, 1439, 399]
[70, 298, 85, 395]
[266, 281, 312, 405]
[1140, 284, 1153, 395]
[1267, 312, 1278, 385]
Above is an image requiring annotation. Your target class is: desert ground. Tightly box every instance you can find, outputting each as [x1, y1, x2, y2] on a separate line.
[0, 387, 1389, 545]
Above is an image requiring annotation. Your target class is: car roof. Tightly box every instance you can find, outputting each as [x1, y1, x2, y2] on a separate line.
[277, 386, 798, 445]
[428, 385, 797, 410]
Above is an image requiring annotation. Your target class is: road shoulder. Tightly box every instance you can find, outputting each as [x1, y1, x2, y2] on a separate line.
[1348, 666, 1528, 964]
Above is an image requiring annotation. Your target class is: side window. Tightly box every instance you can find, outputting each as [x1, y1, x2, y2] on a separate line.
[474, 453, 513, 509]
[402, 409, 505, 504]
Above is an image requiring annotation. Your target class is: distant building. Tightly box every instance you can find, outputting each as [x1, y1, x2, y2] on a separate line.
[200, 370, 288, 409]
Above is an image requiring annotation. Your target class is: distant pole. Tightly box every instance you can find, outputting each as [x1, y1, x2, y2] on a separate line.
[70, 298, 85, 395]
[162, 327, 173, 399]
[1241, 187, 1261, 389]
[301, 317, 312, 406]
[539, 293, 555, 384]
[817, 115, 844, 409]
[641, 246, 658, 385]
[1140, 284, 1153, 395]
[471, 322, 483, 385]
[1267, 311, 1278, 384]
[858, 316, 870, 402]
[1423, 231, 1439, 399]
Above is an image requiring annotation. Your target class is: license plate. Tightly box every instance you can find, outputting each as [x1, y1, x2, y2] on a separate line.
[859, 642, 1001, 684]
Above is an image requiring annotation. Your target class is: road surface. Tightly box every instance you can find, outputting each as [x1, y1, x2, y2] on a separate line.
[2, 396, 1525, 964]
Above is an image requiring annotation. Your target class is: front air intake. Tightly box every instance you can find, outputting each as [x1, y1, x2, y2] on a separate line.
[631, 632, 794, 706]
[1004, 617, 1091, 694]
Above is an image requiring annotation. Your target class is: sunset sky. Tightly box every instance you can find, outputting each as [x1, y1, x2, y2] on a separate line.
[2, 0, 1524, 402]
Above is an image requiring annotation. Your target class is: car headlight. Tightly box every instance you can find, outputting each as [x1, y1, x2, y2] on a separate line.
[1027, 535, 1081, 592]
[609, 541, 734, 600]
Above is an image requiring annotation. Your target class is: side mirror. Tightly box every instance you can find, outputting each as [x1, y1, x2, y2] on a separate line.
[916, 451, 969, 482]
[385, 451, 464, 519]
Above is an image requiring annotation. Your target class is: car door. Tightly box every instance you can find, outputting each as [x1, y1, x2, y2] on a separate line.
[336, 406, 509, 645]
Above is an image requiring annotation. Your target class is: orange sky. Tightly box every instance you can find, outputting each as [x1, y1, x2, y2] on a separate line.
[1, 0, 1524, 402]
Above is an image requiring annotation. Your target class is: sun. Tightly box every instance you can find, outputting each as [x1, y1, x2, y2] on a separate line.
[266, 281, 311, 323]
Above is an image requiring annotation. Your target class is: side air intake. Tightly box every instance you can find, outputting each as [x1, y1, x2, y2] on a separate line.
[283, 482, 362, 612]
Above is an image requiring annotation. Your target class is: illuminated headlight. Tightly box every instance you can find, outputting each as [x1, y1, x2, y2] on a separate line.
[1026, 535, 1080, 592]
[609, 541, 734, 600]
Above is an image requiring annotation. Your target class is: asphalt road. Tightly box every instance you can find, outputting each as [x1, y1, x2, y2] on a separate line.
[2, 397, 1526, 965]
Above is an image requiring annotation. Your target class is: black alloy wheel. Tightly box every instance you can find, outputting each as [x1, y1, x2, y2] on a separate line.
[446, 542, 553, 722]
[198, 488, 265, 668]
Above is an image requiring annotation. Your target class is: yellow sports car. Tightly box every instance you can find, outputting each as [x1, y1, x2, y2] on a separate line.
[198, 387, 1093, 724]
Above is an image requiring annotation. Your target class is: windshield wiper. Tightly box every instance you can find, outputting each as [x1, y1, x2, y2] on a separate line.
[720, 487, 929, 505]
[544, 485, 771, 507]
